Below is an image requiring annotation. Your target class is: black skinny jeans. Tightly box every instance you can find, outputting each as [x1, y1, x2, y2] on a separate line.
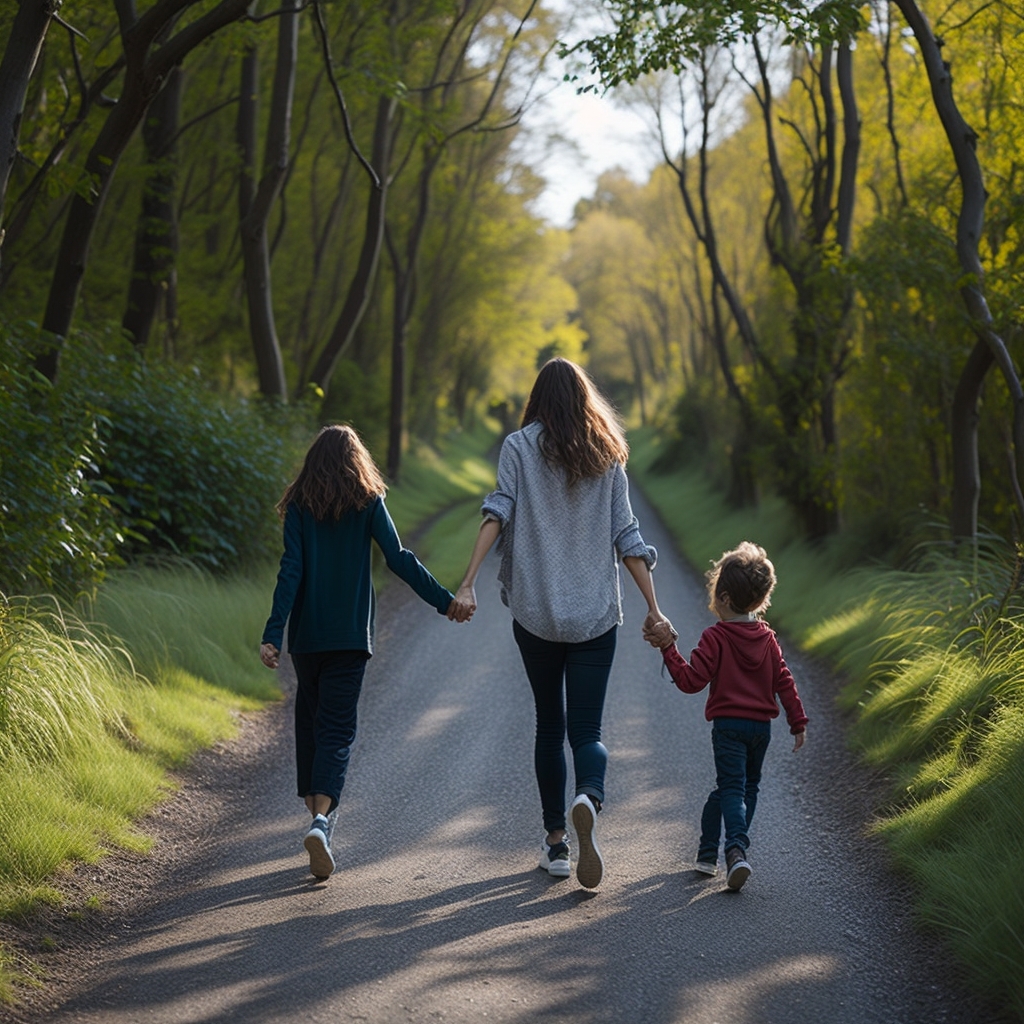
[513, 621, 617, 833]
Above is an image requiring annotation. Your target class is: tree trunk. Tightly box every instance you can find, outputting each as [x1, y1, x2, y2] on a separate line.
[386, 149, 439, 480]
[308, 95, 395, 394]
[237, 0, 298, 401]
[895, 0, 1024, 533]
[34, 0, 254, 381]
[122, 65, 182, 348]
[0, 0, 55, 265]
[386, 250, 407, 481]
[950, 339, 995, 541]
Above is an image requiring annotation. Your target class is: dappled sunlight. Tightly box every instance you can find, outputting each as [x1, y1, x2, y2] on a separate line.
[671, 955, 841, 1022]
[405, 703, 468, 741]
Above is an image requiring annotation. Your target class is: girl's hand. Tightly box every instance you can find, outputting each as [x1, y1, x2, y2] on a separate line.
[446, 596, 474, 623]
[260, 643, 280, 669]
[793, 729, 806, 752]
[452, 583, 477, 621]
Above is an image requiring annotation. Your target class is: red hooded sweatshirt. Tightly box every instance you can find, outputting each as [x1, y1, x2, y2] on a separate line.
[662, 619, 808, 734]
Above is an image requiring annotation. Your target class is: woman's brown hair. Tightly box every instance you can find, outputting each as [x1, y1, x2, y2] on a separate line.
[276, 425, 386, 521]
[521, 358, 628, 484]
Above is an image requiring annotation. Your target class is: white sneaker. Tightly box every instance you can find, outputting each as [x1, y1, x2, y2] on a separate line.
[539, 839, 571, 878]
[570, 794, 604, 889]
[304, 815, 336, 880]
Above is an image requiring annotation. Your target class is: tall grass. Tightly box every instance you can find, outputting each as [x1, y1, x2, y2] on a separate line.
[0, 593, 258, 926]
[88, 563, 279, 701]
[632, 427, 1024, 1016]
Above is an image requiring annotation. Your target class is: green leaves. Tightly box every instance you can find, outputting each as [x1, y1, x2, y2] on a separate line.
[568, 0, 867, 89]
[0, 323, 307, 597]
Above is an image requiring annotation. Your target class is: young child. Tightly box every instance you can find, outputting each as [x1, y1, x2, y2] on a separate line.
[260, 424, 470, 880]
[645, 541, 807, 891]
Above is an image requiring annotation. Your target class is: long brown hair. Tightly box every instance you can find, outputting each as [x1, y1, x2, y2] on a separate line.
[276, 424, 386, 521]
[521, 358, 628, 484]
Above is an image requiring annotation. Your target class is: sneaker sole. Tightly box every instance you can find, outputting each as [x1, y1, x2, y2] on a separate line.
[304, 833, 335, 880]
[726, 862, 751, 891]
[571, 798, 604, 889]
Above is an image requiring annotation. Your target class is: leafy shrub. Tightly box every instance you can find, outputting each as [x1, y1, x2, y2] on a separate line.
[0, 322, 310, 594]
[0, 326, 122, 598]
[67, 345, 303, 570]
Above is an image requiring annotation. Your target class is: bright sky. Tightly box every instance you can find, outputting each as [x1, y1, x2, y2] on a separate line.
[512, 0, 664, 227]
[522, 80, 660, 226]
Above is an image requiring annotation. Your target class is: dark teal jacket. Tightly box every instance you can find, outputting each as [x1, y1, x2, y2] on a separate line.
[262, 496, 453, 655]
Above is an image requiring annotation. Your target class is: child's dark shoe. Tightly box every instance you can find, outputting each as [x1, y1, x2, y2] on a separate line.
[725, 846, 751, 890]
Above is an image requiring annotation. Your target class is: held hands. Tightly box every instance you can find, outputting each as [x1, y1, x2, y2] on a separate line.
[260, 643, 280, 669]
[642, 612, 677, 650]
[446, 583, 477, 623]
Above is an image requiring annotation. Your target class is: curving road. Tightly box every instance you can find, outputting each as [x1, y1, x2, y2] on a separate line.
[26, 490, 991, 1024]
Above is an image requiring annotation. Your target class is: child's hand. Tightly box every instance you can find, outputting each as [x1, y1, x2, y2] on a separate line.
[447, 596, 474, 623]
[793, 728, 806, 752]
[447, 584, 476, 622]
[260, 643, 280, 669]
[643, 613, 677, 649]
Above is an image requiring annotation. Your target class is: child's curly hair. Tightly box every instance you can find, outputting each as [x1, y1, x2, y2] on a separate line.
[706, 541, 776, 615]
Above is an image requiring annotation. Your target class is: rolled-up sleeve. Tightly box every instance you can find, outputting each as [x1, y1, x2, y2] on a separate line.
[611, 463, 657, 569]
[481, 435, 517, 525]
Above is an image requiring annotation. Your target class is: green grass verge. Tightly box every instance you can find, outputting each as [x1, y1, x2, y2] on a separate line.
[0, 419, 499, 1006]
[631, 426, 1024, 1017]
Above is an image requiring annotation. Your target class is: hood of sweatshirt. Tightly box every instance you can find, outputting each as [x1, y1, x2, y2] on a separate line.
[712, 619, 774, 672]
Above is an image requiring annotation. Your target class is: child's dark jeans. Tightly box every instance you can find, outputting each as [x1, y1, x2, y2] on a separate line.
[698, 717, 772, 859]
[291, 649, 369, 814]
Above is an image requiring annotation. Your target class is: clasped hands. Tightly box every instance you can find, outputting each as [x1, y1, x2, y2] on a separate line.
[643, 611, 677, 650]
[446, 584, 477, 623]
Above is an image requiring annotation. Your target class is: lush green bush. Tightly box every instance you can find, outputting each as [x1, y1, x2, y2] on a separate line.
[0, 323, 310, 595]
[0, 326, 122, 598]
[63, 340, 308, 572]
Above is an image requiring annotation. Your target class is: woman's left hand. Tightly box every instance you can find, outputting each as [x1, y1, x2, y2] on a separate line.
[643, 612, 677, 649]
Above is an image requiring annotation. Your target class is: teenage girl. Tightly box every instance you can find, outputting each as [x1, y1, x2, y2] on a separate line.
[261, 424, 469, 880]
[454, 358, 671, 888]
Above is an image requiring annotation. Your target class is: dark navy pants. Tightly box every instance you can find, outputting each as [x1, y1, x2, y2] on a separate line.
[513, 620, 617, 833]
[290, 650, 369, 814]
[699, 717, 771, 858]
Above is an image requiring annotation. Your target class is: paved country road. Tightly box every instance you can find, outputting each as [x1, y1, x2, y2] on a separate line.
[13, 491, 997, 1024]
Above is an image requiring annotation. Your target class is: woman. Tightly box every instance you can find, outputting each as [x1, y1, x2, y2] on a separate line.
[453, 359, 670, 888]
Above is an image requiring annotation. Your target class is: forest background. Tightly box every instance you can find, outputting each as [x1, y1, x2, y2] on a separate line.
[1, 0, 1024, 1016]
